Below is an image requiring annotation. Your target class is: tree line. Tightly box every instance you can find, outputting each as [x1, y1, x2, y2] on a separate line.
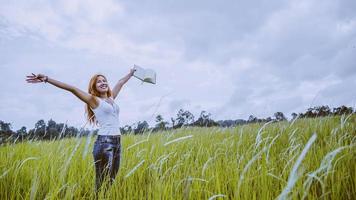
[0, 105, 354, 145]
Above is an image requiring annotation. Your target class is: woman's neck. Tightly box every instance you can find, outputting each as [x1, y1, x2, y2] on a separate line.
[99, 94, 108, 99]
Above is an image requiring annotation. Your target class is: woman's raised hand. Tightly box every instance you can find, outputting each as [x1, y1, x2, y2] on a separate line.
[129, 68, 136, 76]
[26, 73, 48, 83]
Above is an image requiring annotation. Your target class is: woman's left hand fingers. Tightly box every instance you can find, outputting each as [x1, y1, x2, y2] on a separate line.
[26, 79, 42, 83]
[26, 73, 43, 83]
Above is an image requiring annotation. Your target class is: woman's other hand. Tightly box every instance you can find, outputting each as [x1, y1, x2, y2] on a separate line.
[26, 73, 48, 83]
[129, 68, 136, 76]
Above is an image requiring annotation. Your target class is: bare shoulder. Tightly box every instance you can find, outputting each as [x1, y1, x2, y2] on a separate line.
[111, 95, 118, 101]
[108, 96, 117, 104]
[88, 95, 100, 109]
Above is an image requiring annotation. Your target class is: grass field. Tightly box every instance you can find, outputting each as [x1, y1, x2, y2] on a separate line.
[0, 115, 355, 199]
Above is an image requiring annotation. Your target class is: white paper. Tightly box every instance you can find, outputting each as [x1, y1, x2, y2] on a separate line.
[133, 64, 156, 84]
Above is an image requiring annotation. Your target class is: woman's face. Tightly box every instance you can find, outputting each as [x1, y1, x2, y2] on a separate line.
[96, 76, 109, 93]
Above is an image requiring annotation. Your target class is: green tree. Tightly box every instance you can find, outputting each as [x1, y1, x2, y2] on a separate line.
[134, 121, 149, 134]
[175, 109, 194, 128]
[192, 111, 218, 127]
[274, 112, 286, 121]
[0, 120, 13, 144]
[0, 120, 12, 132]
[291, 113, 298, 120]
[155, 115, 169, 130]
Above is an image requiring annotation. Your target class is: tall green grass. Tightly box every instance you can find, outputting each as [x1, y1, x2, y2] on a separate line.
[0, 115, 355, 199]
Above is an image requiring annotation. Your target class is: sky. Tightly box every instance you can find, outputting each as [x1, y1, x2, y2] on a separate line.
[0, 0, 355, 131]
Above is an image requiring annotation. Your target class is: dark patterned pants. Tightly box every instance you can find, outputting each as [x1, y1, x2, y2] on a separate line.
[92, 135, 121, 193]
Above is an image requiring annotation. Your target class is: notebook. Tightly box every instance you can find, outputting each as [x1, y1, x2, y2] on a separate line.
[133, 64, 156, 84]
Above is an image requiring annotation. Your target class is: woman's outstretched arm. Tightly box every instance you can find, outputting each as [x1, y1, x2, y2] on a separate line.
[112, 68, 135, 99]
[26, 73, 96, 107]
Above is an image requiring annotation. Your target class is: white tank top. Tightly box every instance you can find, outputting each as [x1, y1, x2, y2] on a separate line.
[90, 97, 121, 136]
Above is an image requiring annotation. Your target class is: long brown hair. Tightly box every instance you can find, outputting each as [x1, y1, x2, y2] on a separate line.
[85, 74, 113, 126]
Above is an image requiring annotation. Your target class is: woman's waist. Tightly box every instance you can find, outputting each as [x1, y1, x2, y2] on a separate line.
[97, 126, 121, 136]
[96, 134, 121, 143]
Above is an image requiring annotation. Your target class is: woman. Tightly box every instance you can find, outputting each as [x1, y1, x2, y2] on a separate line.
[26, 68, 136, 193]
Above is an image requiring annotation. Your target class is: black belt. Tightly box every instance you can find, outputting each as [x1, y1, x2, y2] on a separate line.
[96, 135, 121, 143]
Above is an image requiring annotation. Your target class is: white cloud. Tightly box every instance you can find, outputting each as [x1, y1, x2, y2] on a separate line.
[0, 0, 355, 130]
[56, 0, 124, 23]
